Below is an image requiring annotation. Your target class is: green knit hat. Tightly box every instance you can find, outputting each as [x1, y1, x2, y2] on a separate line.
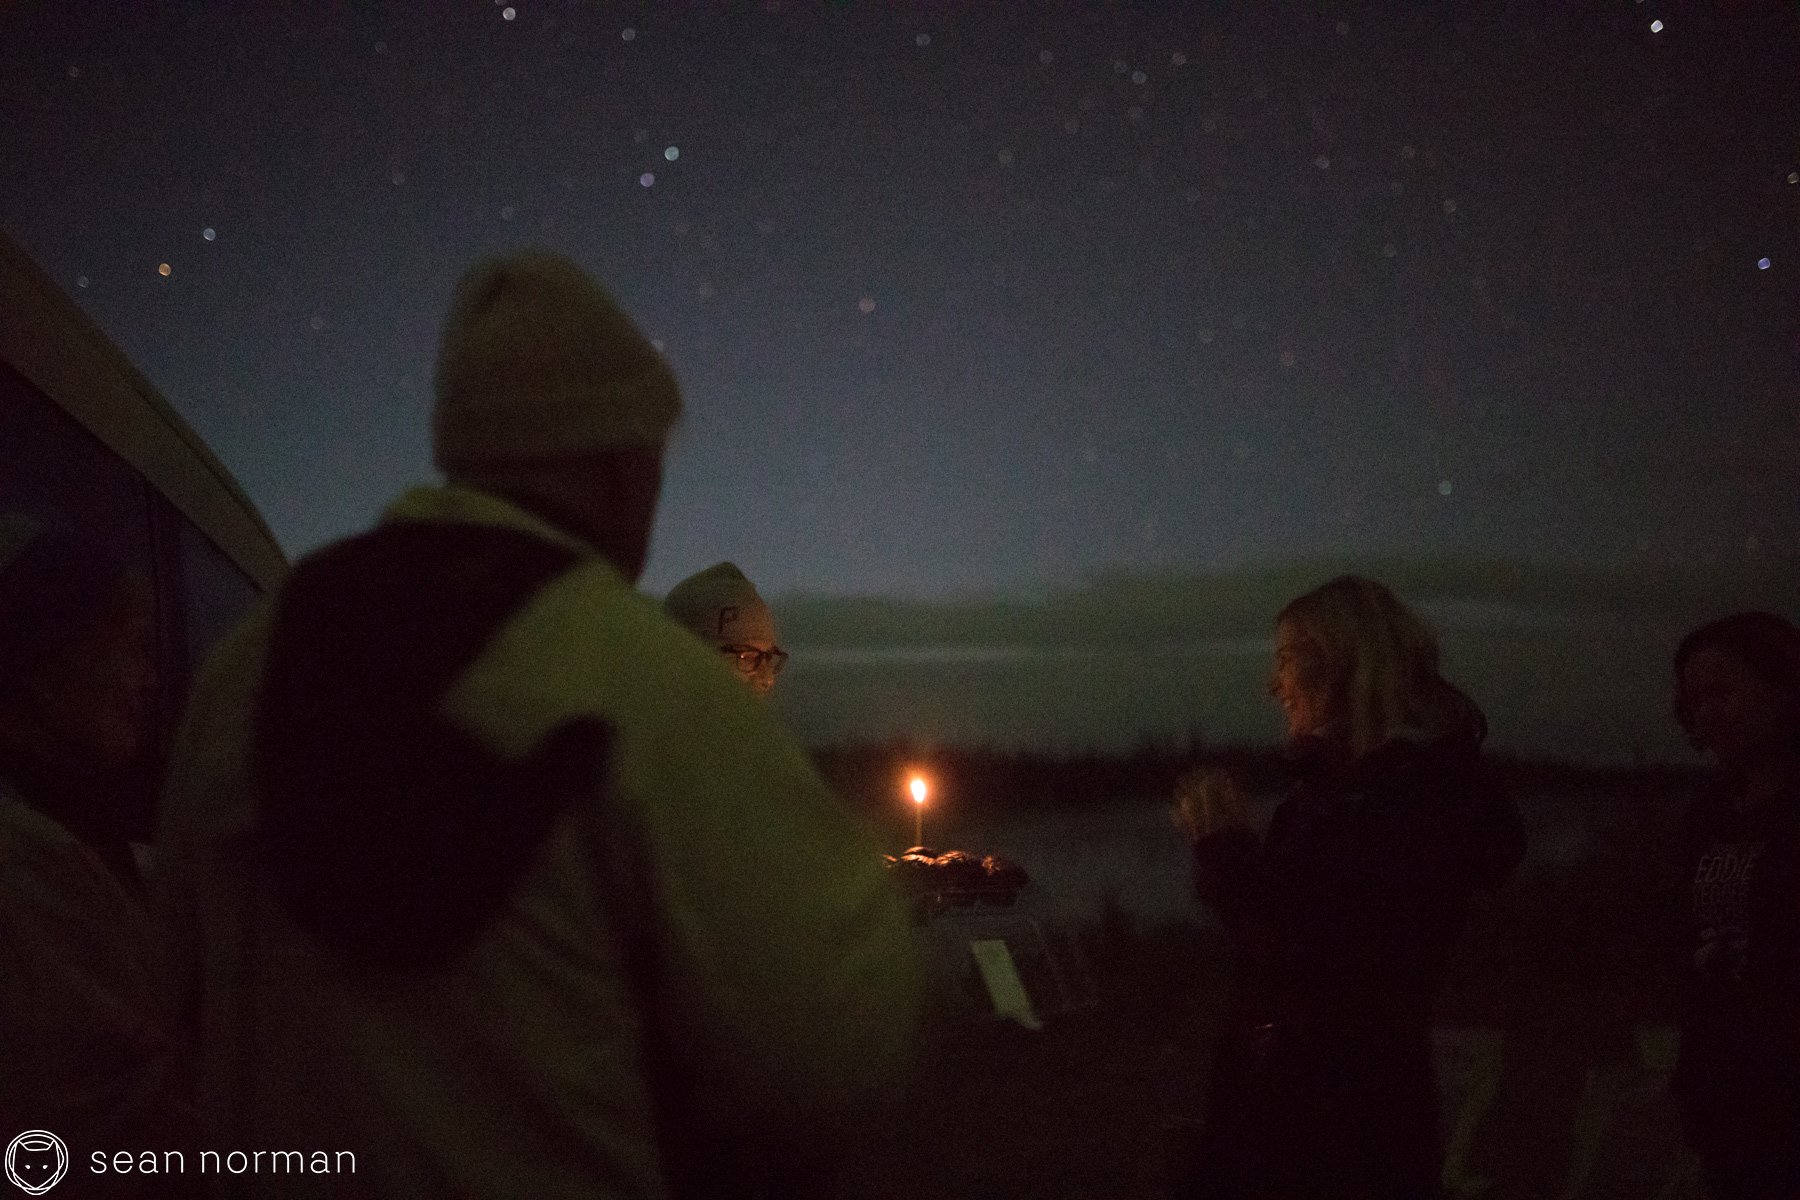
[432, 251, 682, 471]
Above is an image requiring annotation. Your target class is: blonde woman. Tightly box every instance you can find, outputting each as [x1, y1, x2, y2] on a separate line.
[1179, 575, 1524, 1200]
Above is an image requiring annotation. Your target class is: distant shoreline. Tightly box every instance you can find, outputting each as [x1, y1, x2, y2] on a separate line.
[810, 737, 1708, 816]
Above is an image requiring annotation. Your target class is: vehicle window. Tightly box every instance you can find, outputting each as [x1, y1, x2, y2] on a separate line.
[0, 360, 155, 581]
[177, 512, 260, 674]
[0, 359, 164, 837]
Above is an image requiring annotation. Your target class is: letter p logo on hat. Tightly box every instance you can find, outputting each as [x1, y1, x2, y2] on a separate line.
[5, 1131, 68, 1195]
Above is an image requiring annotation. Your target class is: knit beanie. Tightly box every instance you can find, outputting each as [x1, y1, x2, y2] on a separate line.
[664, 562, 777, 646]
[432, 251, 682, 472]
[0, 513, 129, 702]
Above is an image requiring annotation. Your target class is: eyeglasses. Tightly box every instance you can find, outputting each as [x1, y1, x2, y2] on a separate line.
[719, 644, 788, 676]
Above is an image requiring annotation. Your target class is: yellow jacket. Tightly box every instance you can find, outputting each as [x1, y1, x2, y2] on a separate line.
[158, 484, 920, 1197]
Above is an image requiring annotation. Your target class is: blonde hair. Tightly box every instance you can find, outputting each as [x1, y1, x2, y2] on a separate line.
[1277, 575, 1483, 758]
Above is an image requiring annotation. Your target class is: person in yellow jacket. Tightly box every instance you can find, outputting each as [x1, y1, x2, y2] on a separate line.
[157, 251, 921, 1198]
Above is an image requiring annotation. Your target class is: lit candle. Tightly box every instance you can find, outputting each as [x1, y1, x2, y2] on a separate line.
[908, 775, 928, 847]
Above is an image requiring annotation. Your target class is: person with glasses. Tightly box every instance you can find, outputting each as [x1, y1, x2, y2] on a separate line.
[665, 561, 788, 697]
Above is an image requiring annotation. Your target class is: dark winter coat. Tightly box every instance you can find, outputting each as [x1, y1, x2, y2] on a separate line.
[1185, 730, 1525, 1200]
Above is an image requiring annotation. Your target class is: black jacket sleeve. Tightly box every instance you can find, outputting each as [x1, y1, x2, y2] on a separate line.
[1192, 825, 1269, 953]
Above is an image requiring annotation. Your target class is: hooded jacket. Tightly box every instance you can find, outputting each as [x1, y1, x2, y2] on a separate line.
[1188, 729, 1525, 1199]
[157, 484, 920, 1199]
[1199, 731, 1524, 1020]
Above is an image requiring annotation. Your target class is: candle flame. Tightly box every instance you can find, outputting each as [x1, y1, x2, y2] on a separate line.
[909, 777, 927, 805]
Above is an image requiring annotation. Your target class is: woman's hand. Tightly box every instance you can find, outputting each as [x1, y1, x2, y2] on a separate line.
[1172, 767, 1251, 842]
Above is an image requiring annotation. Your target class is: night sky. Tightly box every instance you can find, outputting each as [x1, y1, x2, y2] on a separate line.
[3, 2, 1796, 603]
